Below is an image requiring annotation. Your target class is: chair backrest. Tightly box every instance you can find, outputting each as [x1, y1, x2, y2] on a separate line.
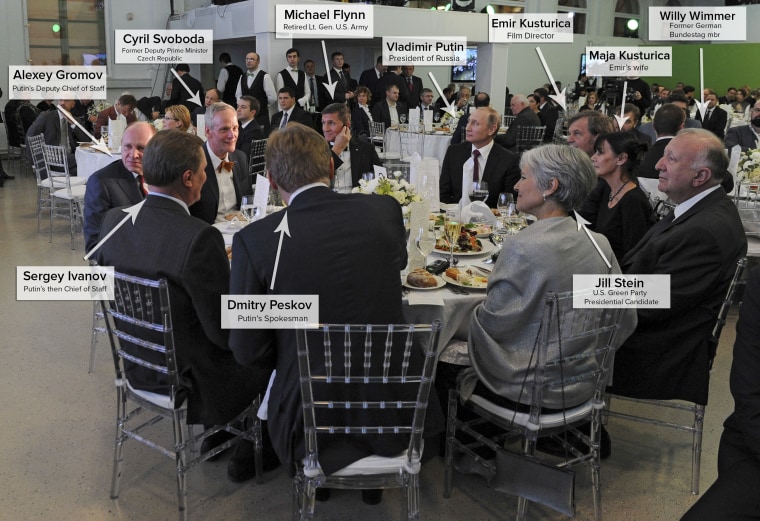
[503, 115, 516, 128]
[399, 130, 425, 159]
[522, 291, 624, 438]
[43, 144, 75, 196]
[296, 321, 442, 471]
[708, 257, 748, 365]
[248, 138, 267, 177]
[102, 271, 180, 402]
[516, 125, 546, 153]
[29, 134, 49, 183]
[551, 114, 567, 144]
[369, 120, 385, 141]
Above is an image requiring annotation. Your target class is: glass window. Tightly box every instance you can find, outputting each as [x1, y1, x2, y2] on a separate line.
[558, 0, 586, 34]
[27, 0, 106, 66]
[614, 0, 640, 37]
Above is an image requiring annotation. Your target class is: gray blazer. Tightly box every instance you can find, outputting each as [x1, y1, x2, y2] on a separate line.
[460, 217, 637, 408]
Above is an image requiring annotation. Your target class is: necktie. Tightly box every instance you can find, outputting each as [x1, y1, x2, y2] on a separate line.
[705, 109, 711, 121]
[408, 78, 414, 93]
[280, 111, 289, 129]
[472, 149, 481, 182]
[136, 174, 148, 196]
[60, 117, 69, 149]
[339, 71, 347, 89]
[217, 160, 235, 172]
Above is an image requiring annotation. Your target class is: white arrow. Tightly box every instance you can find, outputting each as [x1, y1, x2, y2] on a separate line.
[83, 200, 146, 260]
[427, 72, 459, 119]
[170, 68, 202, 107]
[535, 47, 566, 111]
[269, 212, 291, 290]
[573, 211, 612, 269]
[695, 48, 709, 120]
[320, 41, 338, 100]
[614, 80, 630, 130]
[56, 105, 112, 156]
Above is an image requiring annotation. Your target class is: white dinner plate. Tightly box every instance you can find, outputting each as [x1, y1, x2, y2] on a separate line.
[434, 239, 495, 256]
[213, 221, 247, 234]
[440, 266, 489, 289]
[403, 273, 446, 290]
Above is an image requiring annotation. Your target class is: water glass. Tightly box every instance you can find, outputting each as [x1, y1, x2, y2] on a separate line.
[361, 172, 375, 182]
[497, 192, 513, 216]
[240, 195, 257, 223]
[416, 226, 435, 262]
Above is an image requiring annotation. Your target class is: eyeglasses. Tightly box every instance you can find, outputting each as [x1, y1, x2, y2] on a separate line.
[163, 116, 178, 122]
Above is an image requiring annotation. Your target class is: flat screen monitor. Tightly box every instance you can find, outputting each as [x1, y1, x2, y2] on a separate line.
[451, 48, 477, 82]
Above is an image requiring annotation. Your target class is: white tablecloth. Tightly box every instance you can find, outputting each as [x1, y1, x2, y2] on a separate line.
[75, 146, 120, 180]
[384, 129, 452, 166]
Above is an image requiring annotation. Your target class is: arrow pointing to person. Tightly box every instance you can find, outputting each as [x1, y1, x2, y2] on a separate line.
[573, 211, 612, 269]
[320, 41, 338, 100]
[170, 67, 202, 107]
[83, 200, 146, 260]
[427, 72, 458, 119]
[56, 105, 112, 156]
[535, 47, 567, 111]
[614, 80, 630, 130]
[695, 48, 709, 120]
[269, 212, 291, 290]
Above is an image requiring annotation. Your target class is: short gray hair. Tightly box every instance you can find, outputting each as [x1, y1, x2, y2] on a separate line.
[205, 102, 236, 128]
[678, 128, 728, 183]
[519, 145, 596, 212]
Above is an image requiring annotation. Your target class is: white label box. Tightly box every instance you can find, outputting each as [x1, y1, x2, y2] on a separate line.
[488, 14, 573, 43]
[17, 266, 114, 301]
[114, 30, 214, 64]
[573, 274, 670, 309]
[586, 46, 672, 77]
[9, 66, 107, 100]
[649, 6, 745, 41]
[276, 5, 373, 39]
[222, 295, 319, 329]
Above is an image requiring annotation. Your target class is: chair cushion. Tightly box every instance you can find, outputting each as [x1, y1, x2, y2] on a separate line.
[469, 393, 594, 430]
[126, 380, 176, 410]
[303, 447, 420, 477]
[53, 184, 86, 200]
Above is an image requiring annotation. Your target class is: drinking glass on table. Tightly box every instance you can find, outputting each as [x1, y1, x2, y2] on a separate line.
[415, 226, 435, 263]
[361, 172, 374, 183]
[469, 181, 489, 203]
[101, 127, 109, 146]
[497, 192, 513, 217]
[444, 209, 462, 266]
[240, 195, 258, 223]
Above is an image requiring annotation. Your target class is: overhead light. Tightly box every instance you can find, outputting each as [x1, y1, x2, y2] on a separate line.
[481, 4, 495, 14]
[567, 11, 575, 18]
[627, 19, 639, 31]
[52, 23, 61, 33]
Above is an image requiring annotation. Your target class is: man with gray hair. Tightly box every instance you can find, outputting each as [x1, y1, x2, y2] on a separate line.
[609, 129, 746, 414]
[500, 94, 541, 152]
[189, 102, 251, 224]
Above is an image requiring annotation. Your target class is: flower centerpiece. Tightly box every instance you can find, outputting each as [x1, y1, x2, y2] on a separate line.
[737, 148, 760, 184]
[352, 172, 422, 217]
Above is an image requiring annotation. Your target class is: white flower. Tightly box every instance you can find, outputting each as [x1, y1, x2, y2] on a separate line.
[737, 149, 760, 183]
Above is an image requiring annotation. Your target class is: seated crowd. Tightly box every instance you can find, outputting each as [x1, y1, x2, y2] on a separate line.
[22, 56, 753, 516]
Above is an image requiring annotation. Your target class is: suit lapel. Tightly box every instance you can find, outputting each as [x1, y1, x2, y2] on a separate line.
[204, 148, 221, 207]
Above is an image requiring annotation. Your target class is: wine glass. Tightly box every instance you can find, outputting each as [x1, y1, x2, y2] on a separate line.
[399, 114, 407, 125]
[486, 219, 508, 263]
[444, 209, 462, 267]
[469, 181, 489, 203]
[497, 192, 513, 217]
[361, 172, 374, 183]
[240, 195, 257, 223]
[433, 113, 441, 124]
[416, 226, 435, 264]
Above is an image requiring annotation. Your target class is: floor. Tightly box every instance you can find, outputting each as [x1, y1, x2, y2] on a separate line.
[0, 156, 739, 520]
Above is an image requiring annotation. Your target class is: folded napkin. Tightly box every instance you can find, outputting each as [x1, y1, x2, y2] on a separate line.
[461, 201, 496, 225]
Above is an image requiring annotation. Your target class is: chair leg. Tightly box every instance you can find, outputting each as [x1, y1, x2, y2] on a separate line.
[591, 410, 603, 521]
[692, 405, 705, 495]
[252, 415, 264, 484]
[110, 389, 127, 500]
[172, 411, 189, 521]
[300, 476, 317, 521]
[443, 389, 459, 498]
[406, 471, 421, 521]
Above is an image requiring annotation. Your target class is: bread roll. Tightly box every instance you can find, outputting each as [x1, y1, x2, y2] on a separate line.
[406, 268, 438, 288]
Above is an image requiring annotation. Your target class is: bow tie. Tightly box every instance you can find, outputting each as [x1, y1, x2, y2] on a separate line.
[217, 160, 235, 172]
[246, 71, 256, 76]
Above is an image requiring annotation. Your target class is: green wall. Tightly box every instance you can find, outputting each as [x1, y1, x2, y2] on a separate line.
[643, 43, 760, 95]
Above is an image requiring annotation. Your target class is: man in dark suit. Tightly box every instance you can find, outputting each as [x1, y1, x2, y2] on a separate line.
[236, 96, 266, 160]
[609, 129, 747, 409]
[680, 266, 760, 521]
[191, 88, 220, 126]
[169, 63, 204, 113]
[26, 99, 89, 175]
[189, 102, 251, 224]
[358, 56, 385, 108]
[534, 87, 561, 142]
[229, 123, 432, 503]
[725, 99, 760, 152]
[304, 59, 328, 113]
[695, 91, 728, 141]
[269, 87, 313, 134]
[83, 122, 156, 252]
[95, 129, 270, 480]
[378, 66, 406, 108]
[451, 92, 490, 145]
[498, 94, 541, 152]
[400, 66, 423, 109]
[440, 107, 521, 207]
[371, 83, 408, 130]
[94, 94, 137, 139]
[321, 103, 382, 190]
[323, 51, 355, 105]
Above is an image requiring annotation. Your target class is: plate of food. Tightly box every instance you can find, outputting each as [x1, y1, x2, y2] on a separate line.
[441, 266, 489, 289]
[403, 268, 446, 290]
[434, 230, 495, 256]
[463, 222, 493, 238]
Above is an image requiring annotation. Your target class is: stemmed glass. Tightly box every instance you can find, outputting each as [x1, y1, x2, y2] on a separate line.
[444, 209, 461, 267]
[399, 114, 407, 130]
[416, 226, 435, 265]
[470, 181, 489, 203]
[487, 219, 509, 263]
[497, 192, 513, 217]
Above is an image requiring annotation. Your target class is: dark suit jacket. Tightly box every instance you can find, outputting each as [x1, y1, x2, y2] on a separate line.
[351, 105, 373, 137]
[539, 102, 561, 142]
[696, 106, 728, 140]
[609, 189, 747, 405]
[83, 160, 144, 252]
[96, 195, 266, 425]
[439, 141, 521, 207]
[332, 135, 382, 187]
[725, 125, 758, 152]
[306, 75, 330, 113]
[370, 99, 408, 130]
[170, 73, 204, 113]
[236, 120, 266, 160]
[229, 186, 413, 474]
[400, 75, 423, 108]
[324, 69, 353, 104]
[638, 137, 671, 179]
[189, 146, 251, 224]
[358, 67, 384, 106]
[26, 109, 88, 169]
[269, 104, 313, 134]
[498, 107, 542, 152]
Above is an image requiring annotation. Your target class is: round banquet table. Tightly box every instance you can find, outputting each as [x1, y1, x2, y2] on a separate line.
[75, 146, 120, 180]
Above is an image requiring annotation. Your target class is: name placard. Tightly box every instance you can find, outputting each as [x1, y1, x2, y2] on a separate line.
[648, 7, 745, 41]
[9, 66, 107, 99]
[573, 275, 670, 309]
[586, 46, 672, 77]
[17, 266, 114, 301]
[275, 5, 373, 39]
[114, 30, 214, 64]
[383, 37, 467, 66]
[222, 295, 319, 329]
[488, 14, 573, 43]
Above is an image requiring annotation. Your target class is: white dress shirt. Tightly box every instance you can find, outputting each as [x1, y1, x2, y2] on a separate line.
[235, 68, 277, 106]
[276, 66, 311, 108]
[206, 142, 239, 222]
